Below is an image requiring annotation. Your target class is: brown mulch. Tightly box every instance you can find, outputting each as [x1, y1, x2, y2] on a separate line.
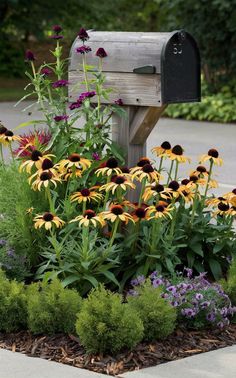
[0, 326, 236, 376]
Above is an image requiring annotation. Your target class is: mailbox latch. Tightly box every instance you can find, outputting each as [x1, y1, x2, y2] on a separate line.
[133, 65, 156, 74]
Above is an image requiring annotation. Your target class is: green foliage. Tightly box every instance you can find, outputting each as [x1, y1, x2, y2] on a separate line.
[0, 164, 47, 271]
[128, 281, 176, 341]
[0, 269, 27, 332]
[27, 278, 82, 335]
[221, 259, 236, 306]
[76, 286, 144, 354]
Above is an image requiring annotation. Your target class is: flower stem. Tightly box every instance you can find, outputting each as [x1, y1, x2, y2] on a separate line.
[138, 178, 147, 207]
[203, 160, 213, 200]
[103, 175, 112, 211]
[46, 186, 54, 213]
[174, 161, 179, 180]
[167, 160, 174, 185]
[158, 157, 163, 172]
[82, 54, 89, 91]
[0, 144, 5, 169]
[9, 143, 15, 165]
[109, 218, 120, 248]
[190, 184, 199, 225]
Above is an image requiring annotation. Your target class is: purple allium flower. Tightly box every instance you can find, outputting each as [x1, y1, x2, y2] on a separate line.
[92, 152, 100, 161]
[69, 100, 82, 110]
[78, 28, 89, 41]
[54, 115, 69, 122]
[206, 312, 216, 322]
[195, 293, 204, 301]
[96, 47, 107, 58]
[114, 98, 124, 106]
[52, 25, 63, 34]
[52, 80, 69, 88]
[41, 67, 52, 76]
[76, 45, 91, 54]
[0, 239, 6, 247]
[153, 278, 164, 288]
[25, 50, 35, 61]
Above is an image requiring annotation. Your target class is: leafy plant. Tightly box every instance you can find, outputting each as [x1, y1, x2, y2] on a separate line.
[128, 280, 176, 341]
[76, 285, 144, 354]
[27, 278, 82, 334]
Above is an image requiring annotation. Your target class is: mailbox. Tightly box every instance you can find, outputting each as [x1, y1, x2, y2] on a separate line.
[69, 30, 201, 107]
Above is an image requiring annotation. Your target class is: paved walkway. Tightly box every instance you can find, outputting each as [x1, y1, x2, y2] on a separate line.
[1, 345, 236, 378]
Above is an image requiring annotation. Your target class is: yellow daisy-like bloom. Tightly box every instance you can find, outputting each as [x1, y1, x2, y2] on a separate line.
[0, 130, 21, 145]
[142, 183, 172, 202]
[70, 209, 105, 228]
[206, 196, 228, 207]
[60, 167, 83, 181]
[131, 163, 161, 183]
[19, 150, 55, 174]
[224, 189, 236, 201]
[147, 202, 173, 220]
[152, 141, 172, 158]
[58, 153, 91, 171]
[178, 185, 197, 204]
[100, 175, 135, 194]
[102, 204, 135, 224]
[29, 170, 61, 191]
[199, 149, 223, 166]
[131, 204, 149, 222]
[212, 202, 230, 217]
[34, 212, 65, 230]
[95, 157, 122, 177]
[169, 145, 190, 163]
[70, 187, 103, 204]
[190, 166, 218, 188]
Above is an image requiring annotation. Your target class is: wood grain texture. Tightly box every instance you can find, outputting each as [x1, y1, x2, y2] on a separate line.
[69, 71, 162, 107]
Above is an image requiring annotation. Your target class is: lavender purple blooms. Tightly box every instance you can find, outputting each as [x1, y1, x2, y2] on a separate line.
[54, 115, 69, 122]
[52, 80, 69, 88]
[69, 91, 96, 111]
[129, 270, 236, 330]
[76, 45, 92, 54]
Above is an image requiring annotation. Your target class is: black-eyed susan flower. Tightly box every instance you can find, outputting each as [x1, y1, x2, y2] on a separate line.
[34, 212, 65, 230]
[29, 170, 61, 191]
[169, 145, 190, 163]
[178, 185, 196, 203]
[95, 157, 122, 177]
[58, 153, 91, 171]
[70, 209, 105, 228]
[199, 149, 223, 166]
[142, 183, 172, 202]
[190, 166, 218, 188]
[166, 180, 181, 199]
[137, 157, 152, 167]
[131, 205, 149, 222]
[213, 202, 230, 217]
[0, 130, 21, 145]
[70, 187, 103, 204]
[19, 150, 55, 174]
[131, 163, 161, 183]
[60, 167, 82, 181]
[224, 188, 236, 201]
[102, 204, 134, 224]
[206, 196, 228, 207]
[147, 202, 173, 219]
[152, 141, 172, 158]
[100, 175, 135, 194]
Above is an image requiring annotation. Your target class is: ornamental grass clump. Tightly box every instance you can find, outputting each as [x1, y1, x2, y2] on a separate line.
[0, 270, 27, 332]
[128, 281, 177, 341]
[76, 286, 144, 354]
[27, 278, 82, 335]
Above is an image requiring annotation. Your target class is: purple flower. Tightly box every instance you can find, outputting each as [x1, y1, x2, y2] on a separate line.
[131, 275, 145, 287]
[52, 25, 62, 34]
[54, 115, 69, 122]
[153, 278, 164, 288]
[79, 91, 96, 101]
[184, 267, 193, 278]
[150, 271, 158, 279]
[96, 48, 107, 58]
[7, 248, 15, 257]
[50, 35, 63, 40]
[166, 285, 176, 294]
[114, 98, 124, 106]
[171, 301, 179, 307]
[92, 152, 100, 161]
[181, 308, 196, 318]
[41, 68, 52, 76]
[69, 100, 82, 110]
[206, 312, 216, 322]
[52, 80, 69, 88]
[127, 289, 139, 297]
[78, 28, 89, 42]
[0, 239, 6, 247]
[76, 45, 91, 54]
[25, 50, 35, 61]
[200, 301, 210, 309]
[195, 293, 204, 301]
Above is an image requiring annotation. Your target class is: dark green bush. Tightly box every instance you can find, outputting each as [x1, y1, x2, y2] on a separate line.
[0, 270, 27, 332]
[76, 286, 144, 354]
[27, 279, 82, 334]
[221, 260, 236, 306]
[128, 281, 176, 341]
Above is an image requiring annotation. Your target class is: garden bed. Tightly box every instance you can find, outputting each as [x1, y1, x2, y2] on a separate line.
[0, 326, 236, 376]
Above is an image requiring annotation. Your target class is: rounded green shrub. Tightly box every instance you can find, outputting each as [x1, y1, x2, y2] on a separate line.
[76, 286, 144, 354]
[27, 279, 82, 334]
[128, 282, 176, 341]
[0, 270, 27, 332]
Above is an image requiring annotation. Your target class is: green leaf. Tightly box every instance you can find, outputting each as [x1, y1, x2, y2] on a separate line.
[209, 259, 222, 280]
[62, 275, 79, 287]
[102, 271, 120, 288]
[190, 242, 204, 256]
[84, 274, 99, 288]
[14, 120, 45, 130]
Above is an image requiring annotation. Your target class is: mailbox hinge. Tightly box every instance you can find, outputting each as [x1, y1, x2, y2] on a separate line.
[133, 65, 156, 74]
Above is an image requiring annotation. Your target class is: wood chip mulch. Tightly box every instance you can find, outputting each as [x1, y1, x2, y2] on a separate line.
[0, 325, 236, 376]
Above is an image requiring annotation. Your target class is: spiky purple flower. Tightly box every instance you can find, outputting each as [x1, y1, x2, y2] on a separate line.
[92, 152, 100, 161]
[79, 91, 96, 101]
[114, 98, 124, 106]
[52, 25, 62, 34]
[96, 48, 107, 58]
[69, 100, 82, 110]
[76, 45, 91, 54]
[50, 35, 63, 40]
[41, 67, 52, 76]
[52, 80, 69, 88]
[54, 115, 69, 122]
[78, 28, 89, 41]
[25, 50, 35, 61]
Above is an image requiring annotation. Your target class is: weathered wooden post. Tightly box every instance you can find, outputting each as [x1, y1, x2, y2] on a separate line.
[69, 30, 200, 168]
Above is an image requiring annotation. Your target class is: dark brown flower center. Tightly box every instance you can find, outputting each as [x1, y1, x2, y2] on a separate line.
[43, 212, 54, 221]
[218, 202, 229, 211]
[156, 205, 165, 212]
[190, 175, 198, 183]
[111, 205, 124, 215]
[142, 164, 154, 173]
[42, 159, 54, 170]
[0, 126, 7, 134]
[208, 149, 219, 158]
[40, 171, 53, 181]
[182, 190, 188, 196]
[161, 141, 171, 150]
[106, 157, 118, 168]
[135, 208, 146, 218]
[4, 130, 14, 137]
[84, 209, 96, 219]
[114, 176, 126, 184]
[137, 158, 150, 167]
[121, 166, 130, 173]
[31, 150, 43, 161]
[218, 196, 225, 201]
[168, 181, 180, 191]
[68, 153, 81, 162]
[232, 189, 236, 195]
[81, 188, 90, 196]
[181, 179, 190, 185]
[172, 145, 183, 156]
[152, 184, 164, 192]
[197, 165, 207, 173]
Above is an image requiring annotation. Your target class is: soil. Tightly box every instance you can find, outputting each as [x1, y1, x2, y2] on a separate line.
[0, 325, 236, 376]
